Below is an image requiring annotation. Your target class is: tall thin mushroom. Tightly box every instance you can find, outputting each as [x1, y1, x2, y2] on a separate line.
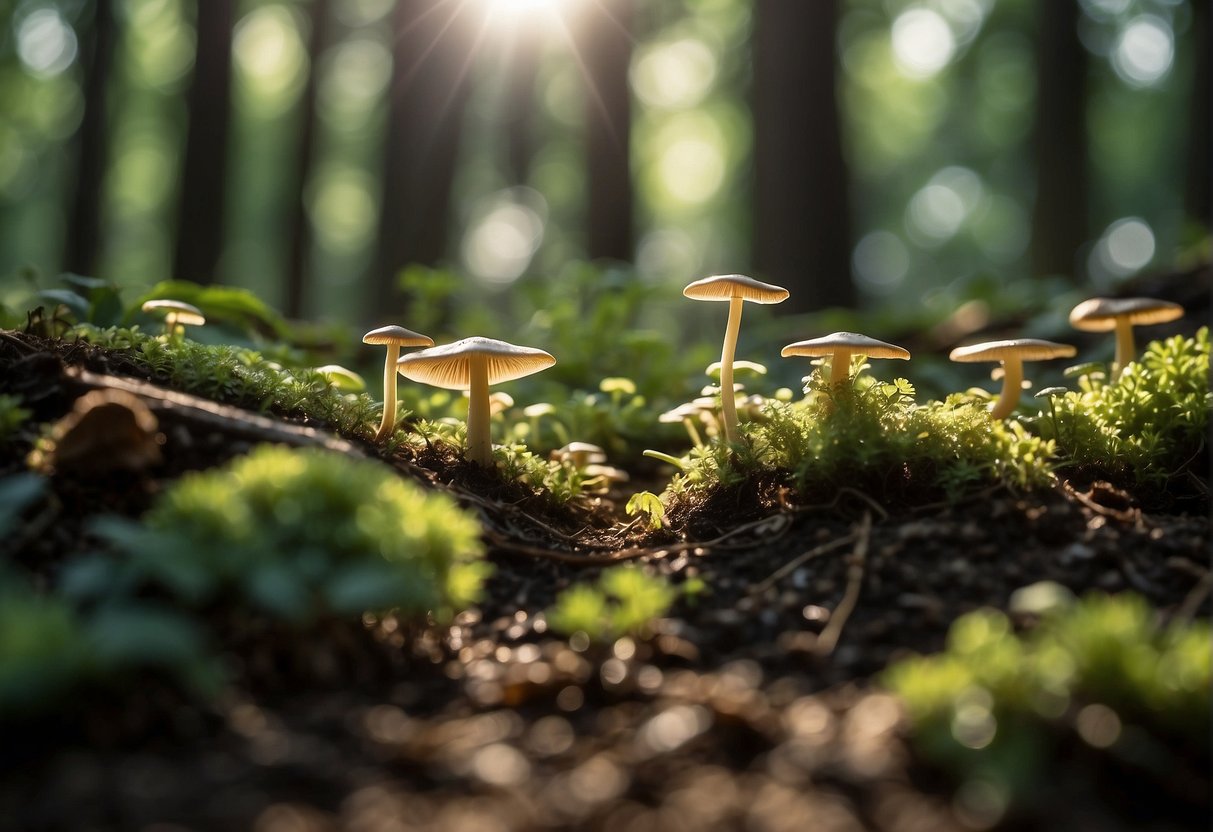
[363, 325, 433, 442]
[683, 274, 789, 444]
[949, 338, 1075, 419]
[396, 337, 555, 467]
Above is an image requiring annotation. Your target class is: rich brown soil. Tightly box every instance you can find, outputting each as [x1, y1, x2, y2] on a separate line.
[0, 331, 1208, 832]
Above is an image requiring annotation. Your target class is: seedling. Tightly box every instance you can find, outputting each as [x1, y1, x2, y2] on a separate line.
[949, 339, 1076, 419]
[683, 274, 789, 445]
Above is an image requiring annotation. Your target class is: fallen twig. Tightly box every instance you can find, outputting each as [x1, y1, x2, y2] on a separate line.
[815, 511, 873, 656]
[748, 533, 858, 597]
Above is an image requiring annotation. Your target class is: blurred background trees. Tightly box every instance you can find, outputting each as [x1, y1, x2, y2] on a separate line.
[0, 0, 1206, 328]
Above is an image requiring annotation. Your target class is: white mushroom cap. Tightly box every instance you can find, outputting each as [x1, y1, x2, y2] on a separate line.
[396, 336, 555, 390]
[781, 332, 911, 360]
[683, 274, 790, 304]
[141, 299, 206, 326]
[949, 339, 1076, 363]
[362, 324, 434, 347]
[1068, 297, 1183, 331]
[659, 403, 702, 423]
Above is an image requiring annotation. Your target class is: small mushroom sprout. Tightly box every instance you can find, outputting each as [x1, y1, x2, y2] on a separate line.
[363, 325, 434, 442]
[683, 274, 789, 444]
[949, 338, 1076, 419]
[396, 336, 555, 467]
[141, 299, 205, 339]
[780, 332, 910, 388]
[1068, 297, 1183, 376]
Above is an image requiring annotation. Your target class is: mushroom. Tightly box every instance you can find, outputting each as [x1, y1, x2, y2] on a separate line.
[780, 332, 911, 388]
[683, 274, 789, 444]
[949, 339, 1076, 419]
[362, 325, 434, 442]
[141, 299, 205, 339]
[550, 441, 607, 467]
[659, 402, 705, 447]
[1068, 297, 1183, 376]
[396, 336, 555, 467]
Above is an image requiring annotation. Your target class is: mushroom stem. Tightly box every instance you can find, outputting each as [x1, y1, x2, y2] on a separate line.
[374, 344, 402, 442]
[1113, 317, 1135, 376]
[682, 416, 703, 448]
[829, 349, 854, 388]
[719, 295, 744, 444]
[466, 354, 492, 467]
[990, 357, 1024, 420]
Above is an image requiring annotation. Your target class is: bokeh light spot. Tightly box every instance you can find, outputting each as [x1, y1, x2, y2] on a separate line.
[1112, 15, 1173, 87]
[632, 38, 718, 110]
[463, 188, 547, 285]
[16, 9, 78, 78]
[891, 8, 956, 79]
[852, 231, 910, 294]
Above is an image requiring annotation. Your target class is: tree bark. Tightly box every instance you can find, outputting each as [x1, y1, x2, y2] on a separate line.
[575, 0, 633, 262]
[284, 0, 333, 319]
[1030, 0, 1088, 278]
[173, 0, 236, 285]
[752, 0, 854, 313]
[503, 27, 541, 185]
[65, 0, 116, 278]
[370, 0, 477, 318]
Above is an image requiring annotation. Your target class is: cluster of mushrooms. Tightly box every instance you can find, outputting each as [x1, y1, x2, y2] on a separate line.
[360, 274, 1182, 467]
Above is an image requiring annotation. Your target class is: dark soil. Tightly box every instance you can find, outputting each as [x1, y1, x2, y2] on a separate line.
[0, 331, 1209, 832]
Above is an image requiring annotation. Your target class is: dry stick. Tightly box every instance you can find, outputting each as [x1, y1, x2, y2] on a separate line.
[748, 533, 858, 597]
[814, 510, 873, 657]
[1171, 571, 1213, 627]
[780, 486, 889, 521]
[1056, 479, 1139, 523]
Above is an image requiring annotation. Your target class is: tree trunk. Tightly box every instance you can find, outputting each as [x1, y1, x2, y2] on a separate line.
[503, 27, 541, 185]
[370, 0, 477, 318]
[173, 0, 236, 286]
[1030, 0, 1088, 278]
[285, 0, 333, 319]
[752, 0, 854, 313]
[576, 0, 633, 262]
[1185, 0, 1210, 228]
[65, 0, 116, 278]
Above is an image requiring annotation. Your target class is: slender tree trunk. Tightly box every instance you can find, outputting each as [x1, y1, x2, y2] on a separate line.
[65, 0, 116, 278]
[1186, 0, 1210, 227]
[575, 0, 633, 261]
[1030, 0, 1088, 277]
[752, 0, 854, 313]
[285, 0, 333, 319]
[503, 26, 541, 185]
[371, 0, 477, 318]
[173, 0, 236, 285]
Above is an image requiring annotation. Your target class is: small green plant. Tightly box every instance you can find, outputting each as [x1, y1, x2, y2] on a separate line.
[625, 491, 667, 530]
[670, 370, 1055, 501]
[86, 445, 489, 625]
[1034, 327, 1210, 485]
[546, 567, 678, 642]
[884, 593, 1210, 816]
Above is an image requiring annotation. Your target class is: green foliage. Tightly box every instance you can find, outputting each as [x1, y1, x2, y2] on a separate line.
[1035, 328, 1211, 485]
[72, 324, 385, 439]
[85, 445, 488, 625]
[884, 593, 1211, 808]
[671, 369, 1055, 501]
[129, 280, 289, 338]
[0, 575, 218, 719]
[546, 567, 677, 642]
[0, 394, 30, 442]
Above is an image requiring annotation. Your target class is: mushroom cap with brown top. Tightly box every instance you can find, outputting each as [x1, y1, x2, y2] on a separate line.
[362, 325, 434, 347]
[141, 299, 206, 326]
[1068, 297, 1183, 331]
[683, 274, 790, 304]
[781, 332, 911, 360]
[396, 336, 555, 390]
[949, 339, 1076, 363]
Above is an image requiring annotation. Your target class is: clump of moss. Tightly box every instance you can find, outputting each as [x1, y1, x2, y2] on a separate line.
[1036, 327, 1210, 486]
[670, 372, 1055, 504]
[546, 567, 678, 642]
[884, 593, 1210, 820]
[92, 445, 489, 625]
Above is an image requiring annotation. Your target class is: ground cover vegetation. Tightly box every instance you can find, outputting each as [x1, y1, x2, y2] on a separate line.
[0, 266, 1208, 831]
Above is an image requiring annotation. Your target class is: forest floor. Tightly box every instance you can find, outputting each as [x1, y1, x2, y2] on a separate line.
[0, 330, 1209, 832]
